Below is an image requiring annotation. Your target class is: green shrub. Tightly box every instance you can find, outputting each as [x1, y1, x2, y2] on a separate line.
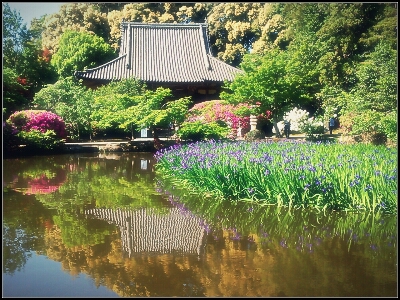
[378, 111, 397, 144]
[340, 109, 397, 146]
[299, 116, 326, 141]
[244, 129, 265, 141]
[18, 129, 65, 152]
[177, 121, 230, 141]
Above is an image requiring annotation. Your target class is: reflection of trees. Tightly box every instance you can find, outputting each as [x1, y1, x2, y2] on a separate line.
[35, 154, 167, 210]
[3, 225, 32, 274]
[33, 202, 398, 297]
[4, 156, 67, 195]
[3, 154, 397, 297]
[32, 154, 170, 247]
[3, 192, 53, 274]
[3, 153, 167, 272]
[52, 210, 116, 247]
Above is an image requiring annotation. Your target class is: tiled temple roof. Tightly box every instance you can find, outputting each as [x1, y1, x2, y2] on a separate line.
[74, 22, 243, 83]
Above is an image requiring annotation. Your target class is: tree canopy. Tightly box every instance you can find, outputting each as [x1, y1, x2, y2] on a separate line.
[91, 79, 192, 139]
[4, 2, 398, 143]
[51, 30, 115, 78]
[41, 3, 111, 54]
[2, 3, 56, 117]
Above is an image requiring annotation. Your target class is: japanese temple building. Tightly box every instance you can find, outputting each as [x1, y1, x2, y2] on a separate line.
[74, 22, 244, 103]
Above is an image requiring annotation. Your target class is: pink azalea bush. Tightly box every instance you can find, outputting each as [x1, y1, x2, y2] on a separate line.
[8, 110, 67, 139]
[6, 110, 67, 153]
[187, 100, 252, 139]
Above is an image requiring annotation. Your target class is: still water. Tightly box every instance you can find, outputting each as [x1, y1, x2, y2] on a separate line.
[3, 152, 397, 297]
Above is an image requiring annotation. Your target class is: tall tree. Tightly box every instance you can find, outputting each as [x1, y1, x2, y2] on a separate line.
[51, 30, 116, 78]
[221, 29, 323, 137]
[329, 41, 397, 142]
[41, 3, 110, 54]
[18, 41, 57, 98]
[206, 3, 263, 67]
[315, 3, 384, 89]
[33, 77, 94, 140]
[91, 78, 191, 140]
[3, 3, 57, 115]
[252, 3, 292, 54]
[2, 3, 30, 68]
[3, 67, 29, 118]
[358, 3, 397, 52]
[221, 50, 293, 136]
[106, 3, 213, 50]
[91, 78, 148, 139]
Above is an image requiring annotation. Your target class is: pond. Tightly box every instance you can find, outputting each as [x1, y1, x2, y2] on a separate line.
[3, 153, 397, 297]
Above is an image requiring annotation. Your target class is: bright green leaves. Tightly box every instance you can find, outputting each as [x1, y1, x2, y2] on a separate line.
[91, 80, 191, 137]
[222, 49, 307, 122]
[51, 30, 115, 78]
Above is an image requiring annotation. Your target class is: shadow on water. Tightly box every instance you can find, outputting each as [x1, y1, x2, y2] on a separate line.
[3, 153, 397, 297]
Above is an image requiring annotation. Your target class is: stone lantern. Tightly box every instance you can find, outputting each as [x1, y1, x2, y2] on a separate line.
[250, 115, 257, 131]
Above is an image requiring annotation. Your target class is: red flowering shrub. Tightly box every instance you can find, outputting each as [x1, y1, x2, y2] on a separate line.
[42, 47, 52, 63]
[187, 100, 251, 138]
[17, 77, 28, 85]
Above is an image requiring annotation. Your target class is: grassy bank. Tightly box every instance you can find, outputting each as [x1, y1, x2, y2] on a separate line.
[155, 139, 397, 214]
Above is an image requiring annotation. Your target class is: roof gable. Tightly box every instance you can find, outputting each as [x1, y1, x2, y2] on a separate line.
[75, 22, 243, 83]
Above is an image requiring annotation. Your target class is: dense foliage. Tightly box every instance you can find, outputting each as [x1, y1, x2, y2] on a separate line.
[33, 77, 192, 141]
[91, 78, 192, 140]
[3, 2, 398, 144]
[3, 67, 30, 117]
[155, 140, 397, 214]
[2, 3, 57, 118]
[33, 77, 94, 140]
[177, 121, 231, 142]
[51, 30, 116, 78]
[221, 48, 310, 136]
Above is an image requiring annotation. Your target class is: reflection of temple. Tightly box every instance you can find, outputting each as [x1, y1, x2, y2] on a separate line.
[85, 208, 206, 257]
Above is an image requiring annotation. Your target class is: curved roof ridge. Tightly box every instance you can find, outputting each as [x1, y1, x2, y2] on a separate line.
[75, 54, 127, 74]
[207, 55, 243, 72]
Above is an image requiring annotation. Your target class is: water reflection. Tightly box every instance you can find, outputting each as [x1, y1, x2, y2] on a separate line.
[85, 208, 206, 257]
[3, 153, 397, 297]
[162, 184, 397, 257]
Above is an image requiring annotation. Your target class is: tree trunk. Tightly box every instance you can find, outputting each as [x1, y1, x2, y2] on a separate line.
[89, 122, 92, 141]
[151, 126, 161, 150]
[272, 115, 282, 138]
[77, 125, 80, 140]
